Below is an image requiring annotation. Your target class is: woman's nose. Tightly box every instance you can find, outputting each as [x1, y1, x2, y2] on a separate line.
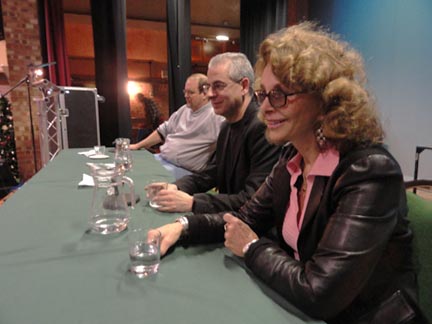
[259, 97, 273, 112]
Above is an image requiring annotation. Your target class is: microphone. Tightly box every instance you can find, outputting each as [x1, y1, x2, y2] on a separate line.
[28, 62, 57, 69]
[27, 62, 57, 84]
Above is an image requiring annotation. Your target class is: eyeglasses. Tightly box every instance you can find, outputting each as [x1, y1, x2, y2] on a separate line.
[183, 89, 197, 96]
[202, 78, 243, 94]
[254, 89, 306, 109]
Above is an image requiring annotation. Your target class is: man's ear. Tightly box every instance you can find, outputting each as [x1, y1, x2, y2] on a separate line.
[240, 77, 250, 96]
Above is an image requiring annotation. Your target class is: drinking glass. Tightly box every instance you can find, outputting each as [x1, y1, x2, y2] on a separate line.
[93, 145, 106, 156]
[128, 227, 161, 277]
[145, 181, 167, 208]
[114, 138, 133, 172]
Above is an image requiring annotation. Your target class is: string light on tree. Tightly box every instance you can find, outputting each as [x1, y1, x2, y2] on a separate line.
[0, 96, 20, 183]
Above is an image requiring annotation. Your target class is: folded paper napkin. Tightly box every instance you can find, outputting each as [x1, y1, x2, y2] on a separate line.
[78, 173, 95, 187]
[78, 150, 96, 157]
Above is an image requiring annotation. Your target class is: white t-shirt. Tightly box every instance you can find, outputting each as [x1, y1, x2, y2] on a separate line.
[157, 102, 224, 172]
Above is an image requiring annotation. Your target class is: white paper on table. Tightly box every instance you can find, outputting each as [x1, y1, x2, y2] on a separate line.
[78, 173, 95, 187]
[78, 150, 96, 157]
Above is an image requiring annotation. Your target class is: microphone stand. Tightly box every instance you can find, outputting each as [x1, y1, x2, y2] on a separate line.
[1, 74, 38, 174]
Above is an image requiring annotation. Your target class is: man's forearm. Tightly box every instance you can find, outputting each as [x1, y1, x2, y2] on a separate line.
[135, 130, 162, 149]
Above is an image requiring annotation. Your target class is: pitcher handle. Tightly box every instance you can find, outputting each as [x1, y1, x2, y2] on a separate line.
[122, 176, 136, 209]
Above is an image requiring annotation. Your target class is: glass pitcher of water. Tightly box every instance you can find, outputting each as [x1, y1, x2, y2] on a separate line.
[87, 163, 135, 234]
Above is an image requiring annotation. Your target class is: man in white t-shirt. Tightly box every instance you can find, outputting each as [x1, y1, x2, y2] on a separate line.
[130, 73, 224, 178]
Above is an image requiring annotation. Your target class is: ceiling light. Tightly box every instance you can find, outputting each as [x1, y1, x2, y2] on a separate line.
[216, 35, 229, 41]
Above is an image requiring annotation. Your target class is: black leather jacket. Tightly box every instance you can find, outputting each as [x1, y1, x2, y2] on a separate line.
[184, 144, 424, 323]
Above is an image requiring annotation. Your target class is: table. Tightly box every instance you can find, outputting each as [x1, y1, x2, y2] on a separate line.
[0, 149, 323, 324]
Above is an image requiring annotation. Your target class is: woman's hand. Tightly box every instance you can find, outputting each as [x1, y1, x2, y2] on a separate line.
[223, 213, 258, 257]
[156, 222, 183, 256]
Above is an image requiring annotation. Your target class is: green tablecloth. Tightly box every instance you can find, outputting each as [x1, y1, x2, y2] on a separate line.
[0, 149, 323, 324]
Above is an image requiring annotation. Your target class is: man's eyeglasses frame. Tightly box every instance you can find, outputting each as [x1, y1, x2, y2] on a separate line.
[202, 78, 244, 94]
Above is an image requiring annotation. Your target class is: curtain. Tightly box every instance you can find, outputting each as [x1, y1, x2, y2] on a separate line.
[38, 0, 71, 86]
[166, 0, 191, 114]
[90, 0, 131, 145]
[240, 0, 288, 66]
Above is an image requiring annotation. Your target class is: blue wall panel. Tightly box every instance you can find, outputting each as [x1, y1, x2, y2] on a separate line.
[309, 0, 432, 179]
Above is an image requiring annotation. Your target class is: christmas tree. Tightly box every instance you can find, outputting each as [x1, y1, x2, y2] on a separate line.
[0, 95, 19, 193]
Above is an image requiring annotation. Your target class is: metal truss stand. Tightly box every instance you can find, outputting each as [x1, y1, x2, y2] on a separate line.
[33, 79, 61, 166]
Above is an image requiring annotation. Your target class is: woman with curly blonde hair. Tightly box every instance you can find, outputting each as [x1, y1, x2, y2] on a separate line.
[155, 22, 426, 323]
[255, 21, 383, 153]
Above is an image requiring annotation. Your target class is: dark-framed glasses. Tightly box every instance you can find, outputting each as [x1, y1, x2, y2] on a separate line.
[254, 89, 306, 109]
[202, 78, 243, 94]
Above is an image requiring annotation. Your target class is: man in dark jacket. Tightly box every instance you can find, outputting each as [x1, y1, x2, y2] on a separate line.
[152, 52, 280, 213]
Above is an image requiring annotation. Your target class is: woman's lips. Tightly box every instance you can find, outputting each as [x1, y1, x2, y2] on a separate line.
[266, 119, 286, 129]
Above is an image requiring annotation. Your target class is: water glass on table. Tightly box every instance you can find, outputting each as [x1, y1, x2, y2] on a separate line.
[145, 181, 167, 208]
[93, 145, 106, 156]
[128, 227, 161, 277]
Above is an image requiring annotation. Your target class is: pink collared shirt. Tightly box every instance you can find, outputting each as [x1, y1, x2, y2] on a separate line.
[282, 148, 340, 260]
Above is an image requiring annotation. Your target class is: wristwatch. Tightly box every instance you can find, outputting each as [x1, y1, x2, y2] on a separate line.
[175, 216, 189, 236]
[242, 238, 259, 255]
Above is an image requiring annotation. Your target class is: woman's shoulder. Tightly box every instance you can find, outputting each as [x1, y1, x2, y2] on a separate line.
[336, 144, 403, 180]
[341, 145, 399, 166]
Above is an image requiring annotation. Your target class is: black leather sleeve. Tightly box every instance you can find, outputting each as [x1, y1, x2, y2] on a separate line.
[185, 212, 226, 244]
[174, 152, 218, 194]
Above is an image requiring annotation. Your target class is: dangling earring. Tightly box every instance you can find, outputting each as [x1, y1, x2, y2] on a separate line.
[316, 126, 327, 149]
